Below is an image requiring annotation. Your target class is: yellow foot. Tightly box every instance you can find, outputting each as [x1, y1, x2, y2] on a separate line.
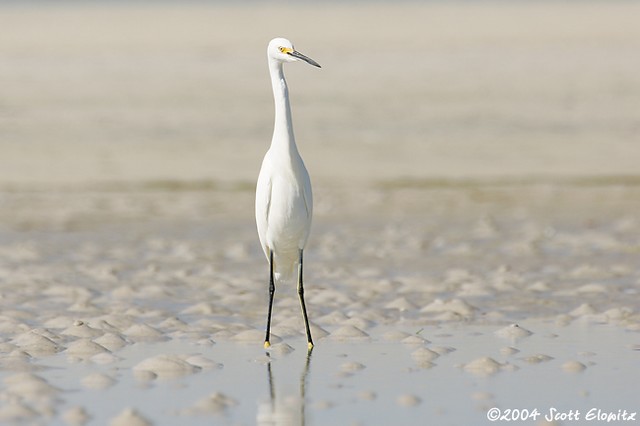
[264, 341, 271, 349]
[307, 341, 314, 351]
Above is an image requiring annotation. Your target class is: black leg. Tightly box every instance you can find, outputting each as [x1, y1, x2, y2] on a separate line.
[297, 249, 314, 349]
[264, 249, 275, 348]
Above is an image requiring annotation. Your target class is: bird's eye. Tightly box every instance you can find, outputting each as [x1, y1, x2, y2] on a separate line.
[279, 47, 286, 53]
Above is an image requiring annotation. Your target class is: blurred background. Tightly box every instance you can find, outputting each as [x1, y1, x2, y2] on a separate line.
[1, 1, 639, 191]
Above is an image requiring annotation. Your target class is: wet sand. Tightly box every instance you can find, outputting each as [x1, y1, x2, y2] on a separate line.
[1, 2, 640, 425]
[1, 186, 639, 424]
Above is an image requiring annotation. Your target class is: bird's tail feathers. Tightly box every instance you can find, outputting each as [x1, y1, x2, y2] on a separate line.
[273, 266, 296, 283]
[272, 256, 298, 283]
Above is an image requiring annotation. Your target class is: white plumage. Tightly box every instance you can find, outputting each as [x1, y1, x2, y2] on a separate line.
[255, 38, 320, 350]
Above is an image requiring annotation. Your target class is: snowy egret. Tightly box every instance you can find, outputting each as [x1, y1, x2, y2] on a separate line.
[255, 38, 320, 350]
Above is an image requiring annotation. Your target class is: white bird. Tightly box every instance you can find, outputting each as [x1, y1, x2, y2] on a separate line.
[256, 37, 320, 350]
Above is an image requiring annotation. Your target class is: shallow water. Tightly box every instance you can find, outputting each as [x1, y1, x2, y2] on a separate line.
[1, 321, 638, 425]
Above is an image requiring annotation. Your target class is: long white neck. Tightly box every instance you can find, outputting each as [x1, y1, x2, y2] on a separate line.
[269, 59, 298, 156]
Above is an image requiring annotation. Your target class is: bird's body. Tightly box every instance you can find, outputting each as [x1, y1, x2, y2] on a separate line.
[256, 151, 311, 279]
[255, 38, 320, 350]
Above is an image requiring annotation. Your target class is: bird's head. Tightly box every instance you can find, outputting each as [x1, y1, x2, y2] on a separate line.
[268, 37, 321, 68]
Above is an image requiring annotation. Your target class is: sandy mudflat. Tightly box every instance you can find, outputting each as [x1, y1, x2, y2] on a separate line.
[1, 185, 639, 425]
[1, 2, 640, 425]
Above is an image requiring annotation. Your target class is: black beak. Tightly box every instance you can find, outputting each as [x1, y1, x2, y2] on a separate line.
[289, 50, 321, 68]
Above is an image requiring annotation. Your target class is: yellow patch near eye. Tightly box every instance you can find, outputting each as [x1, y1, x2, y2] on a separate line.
[279, 47, 293, 54]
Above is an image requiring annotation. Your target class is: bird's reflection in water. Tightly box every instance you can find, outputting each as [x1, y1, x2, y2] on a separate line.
[257, 348, 313, 426]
